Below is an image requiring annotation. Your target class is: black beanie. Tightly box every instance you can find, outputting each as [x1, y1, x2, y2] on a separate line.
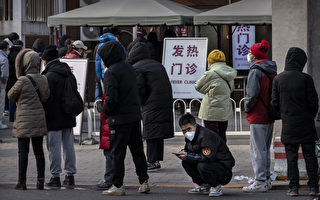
[42, 45, 59, 61]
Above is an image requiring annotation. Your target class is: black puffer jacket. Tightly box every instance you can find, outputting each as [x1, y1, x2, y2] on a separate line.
[184, 125, 235, 170]
[42, 59, 76, 130]
[99, 41, 141, 126]
[271, 47, 319, 144]
[127, 42, 174, 139]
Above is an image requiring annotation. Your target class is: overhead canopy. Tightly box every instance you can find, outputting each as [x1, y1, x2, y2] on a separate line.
[194, 0, 272, 25]
[48, 0, 200, 27]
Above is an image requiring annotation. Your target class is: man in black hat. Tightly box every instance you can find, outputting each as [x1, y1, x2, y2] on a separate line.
[41, 45, 77, 188]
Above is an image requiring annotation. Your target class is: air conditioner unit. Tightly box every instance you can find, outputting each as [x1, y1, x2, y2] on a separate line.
[80, 0, 100, 7]
[80, 26, 100, 41]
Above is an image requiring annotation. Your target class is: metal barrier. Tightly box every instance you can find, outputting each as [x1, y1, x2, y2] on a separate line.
[89, 97, 248, 136]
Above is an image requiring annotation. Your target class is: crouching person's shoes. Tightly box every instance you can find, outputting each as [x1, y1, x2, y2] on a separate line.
[46, 176, 61, 187]
[102, 185, 125, 196]
[15, 182, 27, 190]
[287, 186, 299, 196]
[138, 181, 150, 193]
[209, 185, 223, 197]
[63, 175, 75, 186]
[242, 180, 267, 192]
[188, 184, 210, 194]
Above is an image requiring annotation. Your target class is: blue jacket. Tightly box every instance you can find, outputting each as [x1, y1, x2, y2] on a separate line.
[95, 33, 116, 80]
[95, 33, 126, 79]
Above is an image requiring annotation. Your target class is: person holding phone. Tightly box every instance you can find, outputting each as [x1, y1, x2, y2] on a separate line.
[177, 113, 235, 197]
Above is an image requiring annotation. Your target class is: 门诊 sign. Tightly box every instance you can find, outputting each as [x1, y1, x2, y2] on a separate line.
[162, 38, 208, 99]
[232, 25, 255, 70]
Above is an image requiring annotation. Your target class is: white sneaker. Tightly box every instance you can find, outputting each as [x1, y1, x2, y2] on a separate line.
[266, 179, 272, 190]
[102, 185, 125, 196]
[138, 181, 150, 193]
[188, 185, 210, 194]
[0, 121, 8, 129]
[242, 180, 267, 192]
[209, 185, 223, 197]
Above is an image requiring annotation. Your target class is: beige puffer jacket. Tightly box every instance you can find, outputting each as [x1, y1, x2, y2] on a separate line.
[8, 49, 50, 138]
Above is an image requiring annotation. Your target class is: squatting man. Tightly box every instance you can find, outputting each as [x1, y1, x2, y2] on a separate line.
[175, 113, 235, 197]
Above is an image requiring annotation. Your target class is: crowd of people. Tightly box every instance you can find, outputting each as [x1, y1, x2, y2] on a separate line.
[0, 29, 318, 197]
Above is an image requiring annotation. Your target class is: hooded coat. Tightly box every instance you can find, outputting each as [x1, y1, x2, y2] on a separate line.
[245, 60, 277, 124]
[127, 42, 174, 140]
[99, 41, 141, 126]
[195, 62, 237, 121]
[271, 47, 319, 144]
[41, 59, 76, 130]
[8, 49, 49, 138]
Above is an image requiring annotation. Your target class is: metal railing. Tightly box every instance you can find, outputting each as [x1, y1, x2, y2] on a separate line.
[88, 97, 249, 136]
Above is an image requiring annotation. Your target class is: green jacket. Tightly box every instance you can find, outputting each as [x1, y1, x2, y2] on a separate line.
[195, 62, 237, 121]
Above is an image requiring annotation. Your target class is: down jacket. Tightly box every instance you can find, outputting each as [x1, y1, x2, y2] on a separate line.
[127, 42, 174, 140]
[99, 41, 141, 126]
[8, 49, 50, 138]
[272, 47, 319, 144]
[99, 92, 110, 150]
[195, 62, 237, 121]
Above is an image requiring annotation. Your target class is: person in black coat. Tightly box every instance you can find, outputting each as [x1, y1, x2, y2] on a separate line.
[127, 42, 174, 171]
[5, 40, 23, 122]
[41, 45, 77, 188]
[177, 113, 235, 197]
[98, 41, 150, 196]
[271, 47, 319, 196]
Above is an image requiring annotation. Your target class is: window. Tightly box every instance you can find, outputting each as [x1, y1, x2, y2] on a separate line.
[0, 0, 13, 21]
[25, 0, 54, 22]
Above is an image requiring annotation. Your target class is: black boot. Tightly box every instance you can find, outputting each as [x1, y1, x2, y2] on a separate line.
[63, 175, 75, 186]
[46, 176, 61, 187]
[37, 178, 44, 190]
[15, 182, 27, 190]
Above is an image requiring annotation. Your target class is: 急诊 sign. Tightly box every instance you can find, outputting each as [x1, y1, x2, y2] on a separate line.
[162, 38, 208, 99]
[232, 25, 255, 70]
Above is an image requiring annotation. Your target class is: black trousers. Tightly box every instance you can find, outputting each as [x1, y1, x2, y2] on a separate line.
[204, 120, 228, 143]
[17, 137, 45, 182]
[109, 121, 149, 187]
[182, 160, 232, 187]
[285, 143, 319, 188]
[146, 138, 164, 163]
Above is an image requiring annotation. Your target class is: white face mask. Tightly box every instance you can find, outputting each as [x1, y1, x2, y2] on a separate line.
[247, 53, 251, 63]
[6, 50, 10, 55]
[185, 131, 195, 141]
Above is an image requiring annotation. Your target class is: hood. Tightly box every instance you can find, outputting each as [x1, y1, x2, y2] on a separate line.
[98, 41, 125, 68]
[43, 59, 70, 77]
[15, 49, 41, 78]
[99, 33, 116, 43]
[209, 62, 237, 81]
[32, 38, 46, 54]
[126, 42, 151, 65]
[253, 60, 277, 74]
[284, 47, 307, 71]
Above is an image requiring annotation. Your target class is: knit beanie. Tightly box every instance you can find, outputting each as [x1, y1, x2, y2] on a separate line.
[250, 40, 269, 60]
[207, 50, 226, 64]
[42, 45, 59, 61]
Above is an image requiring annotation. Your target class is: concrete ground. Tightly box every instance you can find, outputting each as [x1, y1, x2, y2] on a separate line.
[0, 114, 316, 199]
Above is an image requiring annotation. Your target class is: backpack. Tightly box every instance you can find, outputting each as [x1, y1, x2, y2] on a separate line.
[60, 70, 84, 117]
[251, 65, 280, 120]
